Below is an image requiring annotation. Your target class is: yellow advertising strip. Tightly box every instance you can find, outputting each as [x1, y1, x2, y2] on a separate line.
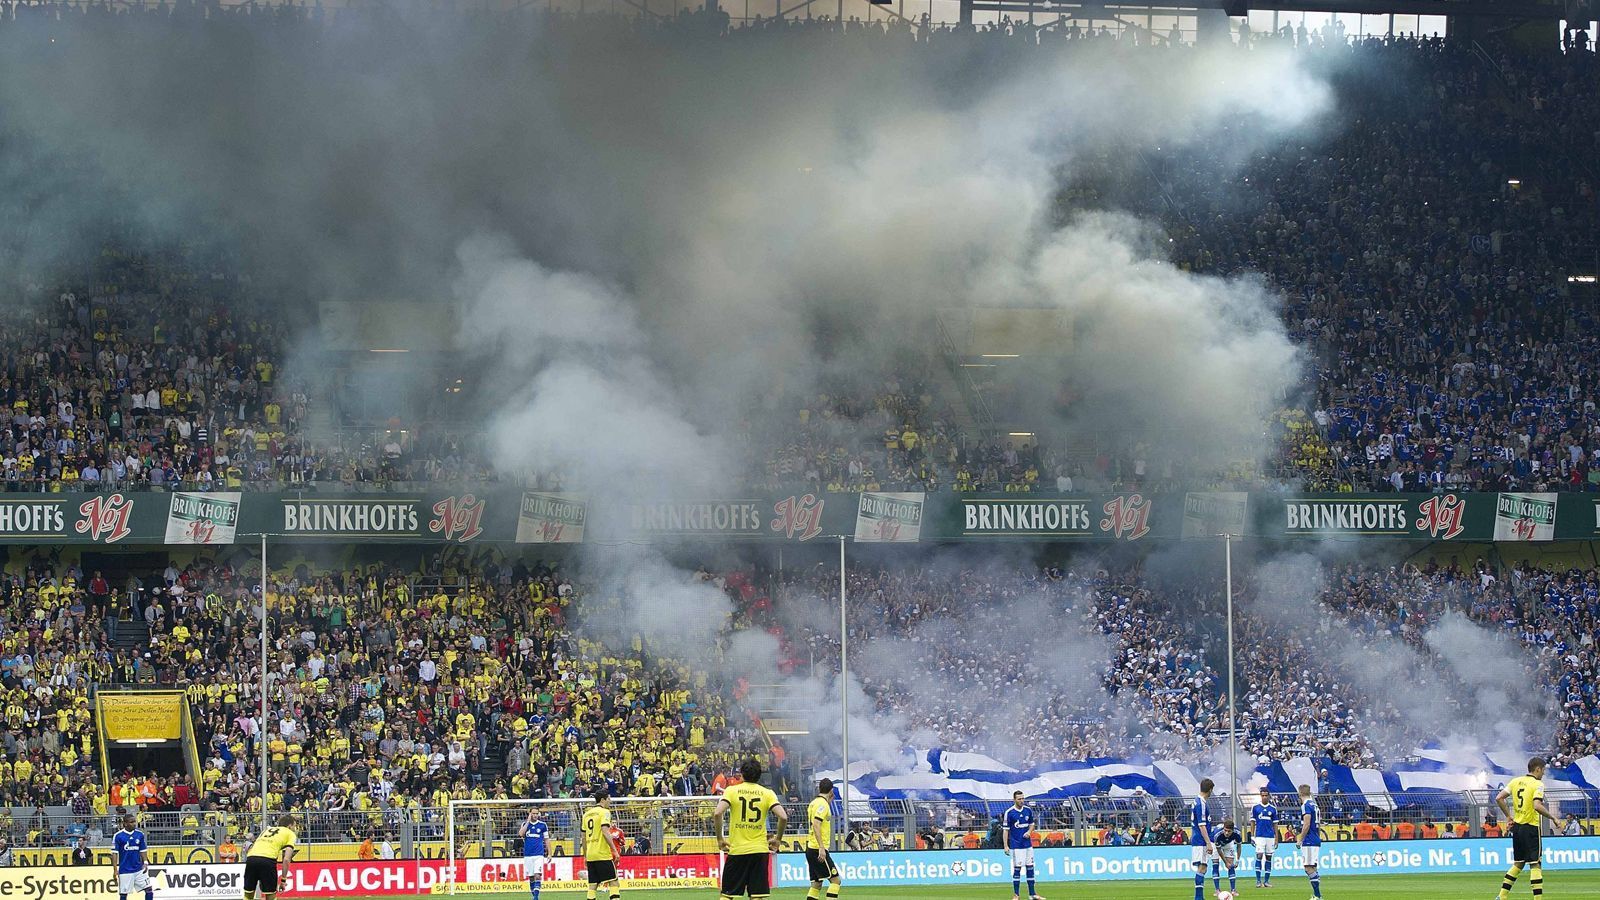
[0, 866, 119, 900]
[99, 691, 185, 741]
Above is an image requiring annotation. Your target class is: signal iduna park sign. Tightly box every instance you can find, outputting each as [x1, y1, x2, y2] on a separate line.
[3, 490, 1600, 544]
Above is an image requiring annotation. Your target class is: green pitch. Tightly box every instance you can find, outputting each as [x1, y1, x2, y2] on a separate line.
[340, 869, 1600, 900]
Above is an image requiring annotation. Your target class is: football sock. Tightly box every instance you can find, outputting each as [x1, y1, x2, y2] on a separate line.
[808, 888, 822, 900]
[609, 892, 620, 900]
[1308, 870, 1321, 898]
[1264, 855, 1273, 884]
[1501, 862, 1525, 900]
[1228, 865, 1237, 891]
[1255, 855, 1263, 884]
[1213, 860, 1222, 890]
[587, 890, 597, 900]
[826, 886, 840, 899]
[1194, 870, 1206, 900]
[1531, 863, 1544, 899]
[1013, 865, 1022, 895]
[530, 876, 541, 900]
[1026, 864, 1037, 896]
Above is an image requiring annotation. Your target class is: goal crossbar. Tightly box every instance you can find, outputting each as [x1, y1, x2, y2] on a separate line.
[443, 795, 725, 894]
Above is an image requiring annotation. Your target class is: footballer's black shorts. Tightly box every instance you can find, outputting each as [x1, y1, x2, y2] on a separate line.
[587, 859, 618, 884]
[719, 852, 771, 897]
[805, 848, 839, 881]
[1511, 823, 1542, 863]
[243, 856, 280, 894]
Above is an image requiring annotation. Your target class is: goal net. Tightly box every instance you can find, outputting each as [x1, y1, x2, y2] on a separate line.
[442, 796, 727, 894]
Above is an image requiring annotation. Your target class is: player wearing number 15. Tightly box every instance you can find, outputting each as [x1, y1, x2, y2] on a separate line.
[1494, 757, 1573, 900]
[715, 759, 789, 900]
[581, 791, 622, 900]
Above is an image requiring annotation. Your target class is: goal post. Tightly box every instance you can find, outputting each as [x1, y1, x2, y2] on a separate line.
[442, 795, 729, 894]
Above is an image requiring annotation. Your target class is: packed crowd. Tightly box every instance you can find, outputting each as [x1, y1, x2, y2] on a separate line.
[762, 554, 1592, 769]
[1, 539, 1597, 834]
[766, 563, 1232, 762]
[1126, 38, 1600, 493]
[0, 243, 510, 491]
[0, 3, 1592, 495]
[0, 550, 763, 820]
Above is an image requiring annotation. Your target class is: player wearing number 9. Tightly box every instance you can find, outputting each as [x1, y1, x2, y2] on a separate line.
[581, 791, 621, 900]
[243, 815, 299, 900]
[714, 759, 788, 900]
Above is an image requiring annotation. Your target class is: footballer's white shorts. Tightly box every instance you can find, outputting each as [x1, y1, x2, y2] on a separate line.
[120, 871, 152, 894]
[1008, 847, 1034, 867]
[1192, 846, 1210, 866]
[1254, 836, 1278, 855]
[522, 856, 546, 879]
[1300, 845, 1321, 867]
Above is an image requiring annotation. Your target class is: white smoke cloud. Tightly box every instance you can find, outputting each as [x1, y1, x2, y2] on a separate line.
[0, 15, 1355, 769]
[1248, 552, 1552, 759]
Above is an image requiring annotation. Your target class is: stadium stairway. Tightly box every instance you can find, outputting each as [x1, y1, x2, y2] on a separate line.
[113, 617, 151, 654]
[479, 738, 507, 786]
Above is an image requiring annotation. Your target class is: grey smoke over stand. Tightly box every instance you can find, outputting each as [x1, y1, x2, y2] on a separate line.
[0, 13, 1351, 769]
[1248, 553, 1551, 760]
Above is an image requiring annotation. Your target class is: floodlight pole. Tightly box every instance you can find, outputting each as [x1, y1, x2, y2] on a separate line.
[1223, 532, 1240, 820]
[838, 535, 850, 841]
[260, 533, 269, 831]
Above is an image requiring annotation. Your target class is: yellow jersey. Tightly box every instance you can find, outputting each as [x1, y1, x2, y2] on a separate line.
[582, 807, 614, 862]
[723, 781, 780, 856]
[1507, 774, 1544, 827]
[807, 797, 833, 850]
[247, 825, 298, 860]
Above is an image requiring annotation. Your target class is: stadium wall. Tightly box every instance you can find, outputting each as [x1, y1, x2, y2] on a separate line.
[3, 489, 1597, 544]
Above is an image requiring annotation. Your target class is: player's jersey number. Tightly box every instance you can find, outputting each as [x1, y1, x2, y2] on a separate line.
[737, 795, 765, 823]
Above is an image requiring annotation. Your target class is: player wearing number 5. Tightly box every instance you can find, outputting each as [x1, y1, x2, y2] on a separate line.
[1003, 790, 1044, 900]
[714, 759, 788, 900]
[1494, 757, 1572, 900]
[805, 779, 843, 900]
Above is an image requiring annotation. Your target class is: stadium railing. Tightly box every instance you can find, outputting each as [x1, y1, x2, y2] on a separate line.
[11, 791, 1597, 860]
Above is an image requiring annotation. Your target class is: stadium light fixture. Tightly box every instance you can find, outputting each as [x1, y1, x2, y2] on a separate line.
[959, 363, 998, 368]
[1009, 432, 1034, 437]
[368, 348, 409, 353]
[1506, 179, 1522, 186]
[1570, 275, 1597, 283]
[980, 353, 1021, 358]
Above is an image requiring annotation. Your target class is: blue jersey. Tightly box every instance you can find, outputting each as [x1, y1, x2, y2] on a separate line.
[114, 828, 148, 874]
[1251, 803, 1278, 839]
[1002, 806, 1035, 849]
[1299, 800, 1321, 846]
[522, 820, 549, 857]
[1189, 797, 1210, 846]
[1211, 826, 1242, 854]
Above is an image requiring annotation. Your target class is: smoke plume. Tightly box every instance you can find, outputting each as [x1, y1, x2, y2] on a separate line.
[0, 12, 1347, 766]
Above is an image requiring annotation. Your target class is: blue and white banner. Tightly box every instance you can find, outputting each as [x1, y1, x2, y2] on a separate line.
[824, 748, 1600, 804]
[774, 839, 1600, 889]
